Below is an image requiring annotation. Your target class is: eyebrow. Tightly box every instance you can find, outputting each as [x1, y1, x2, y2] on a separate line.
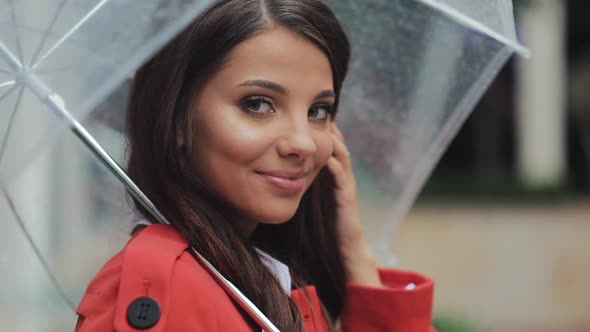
[315, 90, 335, 100]
[238, 79, 288, 94]
[237, 79, 335, 100]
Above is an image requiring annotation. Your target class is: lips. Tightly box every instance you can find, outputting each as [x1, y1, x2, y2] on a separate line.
[256, 170, 307, 193]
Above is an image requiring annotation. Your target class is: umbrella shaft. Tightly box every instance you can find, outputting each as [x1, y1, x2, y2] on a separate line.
[54, 100, 168, 224]
[0, 39, 278, 329]
[48, 96, 280, 332]
[0, 40, 21, 72]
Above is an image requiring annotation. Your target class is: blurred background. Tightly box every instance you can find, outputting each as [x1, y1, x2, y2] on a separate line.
[392, 1, 590, 331]
[0, 0, 588, 331]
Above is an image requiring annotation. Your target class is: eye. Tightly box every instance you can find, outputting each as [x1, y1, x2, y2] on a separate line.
[240, 96, 275, 115]
[308, 104, 334, 120]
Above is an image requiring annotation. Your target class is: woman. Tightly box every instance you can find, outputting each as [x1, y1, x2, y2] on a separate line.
[75, 0, 436, 331]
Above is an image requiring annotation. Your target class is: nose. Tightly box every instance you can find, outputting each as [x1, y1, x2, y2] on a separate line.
[277, 116, 317, 159]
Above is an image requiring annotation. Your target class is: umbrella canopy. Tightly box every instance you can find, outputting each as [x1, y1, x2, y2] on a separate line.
[0, 0, 214, 181]
[0, 0, 528, 330]
[328, 0, 528, 261]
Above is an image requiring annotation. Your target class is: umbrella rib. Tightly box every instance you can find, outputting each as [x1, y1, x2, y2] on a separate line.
[1, 23, 114, 69]
[0, 84, 18, 103]
[29, 0, 70, 67]
[0, 87, 23, 165]
[8, 0, 24, 63]
[0, 80, 15, 89]
[0, 68, 12, 74]
[0, 87, 23, 163]
[33, 0, 111, 70]
[0, 184, 77, 312]
[416, 0, 530, 57]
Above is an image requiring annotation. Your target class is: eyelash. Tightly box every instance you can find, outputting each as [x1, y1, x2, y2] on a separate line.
[239, 96, 335, 120]
[239, 96, 275, 117]
[309, 104, 335, 121]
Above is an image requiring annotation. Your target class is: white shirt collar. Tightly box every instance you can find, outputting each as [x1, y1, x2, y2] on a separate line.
[255, 249, 292, 294]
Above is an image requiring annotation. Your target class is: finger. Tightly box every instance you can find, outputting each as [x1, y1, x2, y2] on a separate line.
[327, 156, 358, 202]
[331, 122, 345, 142]
[332, 133, 352, 171]
[326, 156, 347, 190]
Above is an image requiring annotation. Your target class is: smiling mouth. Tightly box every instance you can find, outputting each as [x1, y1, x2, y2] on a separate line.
[255, 171, 307, 194]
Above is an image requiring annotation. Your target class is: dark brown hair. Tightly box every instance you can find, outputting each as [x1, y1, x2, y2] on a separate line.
[126, 0, 350, 330]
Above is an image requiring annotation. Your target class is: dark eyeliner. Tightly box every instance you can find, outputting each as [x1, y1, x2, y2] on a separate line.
[239, 96, 275, 116]
[323, 104, 335, 115]
[311, 103, 335, 120]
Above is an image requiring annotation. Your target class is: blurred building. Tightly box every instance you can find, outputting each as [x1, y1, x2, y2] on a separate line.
[406, 1, 590, 331]
[427, 0, 590, 197]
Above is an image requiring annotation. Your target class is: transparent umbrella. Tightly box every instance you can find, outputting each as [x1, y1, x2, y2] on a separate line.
[0, 0, 528, 331]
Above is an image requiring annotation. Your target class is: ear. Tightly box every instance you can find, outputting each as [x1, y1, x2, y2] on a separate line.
[177, 128, 186, 148]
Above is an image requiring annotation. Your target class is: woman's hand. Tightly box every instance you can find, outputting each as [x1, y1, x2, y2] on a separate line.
[326, 122, 382, 287]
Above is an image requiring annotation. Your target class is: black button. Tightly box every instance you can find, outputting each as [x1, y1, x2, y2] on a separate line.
[127, 296, 160, 330]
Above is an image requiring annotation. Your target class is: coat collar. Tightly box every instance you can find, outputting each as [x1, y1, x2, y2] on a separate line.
[133, 220, 292, 294]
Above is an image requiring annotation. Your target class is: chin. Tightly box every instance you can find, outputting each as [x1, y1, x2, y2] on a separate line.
[248, 201, 300, 224]
[257, 210, 298, 224]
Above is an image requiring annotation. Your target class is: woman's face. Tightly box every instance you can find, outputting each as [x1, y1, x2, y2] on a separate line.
[189, 26, 335, 233]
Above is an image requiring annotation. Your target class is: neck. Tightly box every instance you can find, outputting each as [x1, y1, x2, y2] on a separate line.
[235, 219, 259, 238]
[221, 206, 259, 238]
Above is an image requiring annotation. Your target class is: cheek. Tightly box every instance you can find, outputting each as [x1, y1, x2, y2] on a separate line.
[314, 131, 334, 167]
[212, 122, 270, 163]
[192, 105, 273, 167]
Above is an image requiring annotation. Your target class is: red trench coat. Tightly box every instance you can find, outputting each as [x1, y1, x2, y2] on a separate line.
[75, 224, 436, 331]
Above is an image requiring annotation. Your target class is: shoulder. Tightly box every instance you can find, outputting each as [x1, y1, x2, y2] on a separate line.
[76, 224, 231, 331]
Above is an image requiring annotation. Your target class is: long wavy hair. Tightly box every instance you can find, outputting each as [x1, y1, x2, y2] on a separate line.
[126, 0, 350, 330]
